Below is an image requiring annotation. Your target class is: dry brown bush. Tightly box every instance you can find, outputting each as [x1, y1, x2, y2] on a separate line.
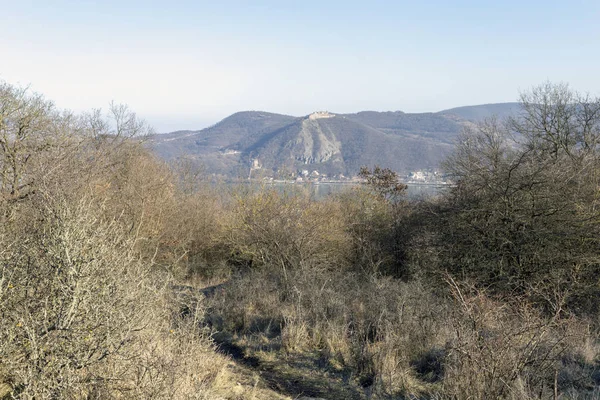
[225, 186, 351, 277]
[0, 82, 272, 399]
[0, 192, 234, 398]
[199, 84, 600, 399]
[207, 260, 449, 397]
[335, 185, 416, 278]
[209, 261, 599, 399]
[8, 80, 599, 399]
[439, 83, 600, 316]
[440, 278, 595, 400]
[204, 180, 600, 398]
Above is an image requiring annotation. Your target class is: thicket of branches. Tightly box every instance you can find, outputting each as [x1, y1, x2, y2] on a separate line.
[0, 82, 277, 399]
[2, 81, 600, 399]
[438, 82, 600, 316]
[203, 83, 600, 399]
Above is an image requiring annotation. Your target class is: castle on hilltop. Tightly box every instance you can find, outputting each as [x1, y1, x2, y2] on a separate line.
[308, 111, 335, 120]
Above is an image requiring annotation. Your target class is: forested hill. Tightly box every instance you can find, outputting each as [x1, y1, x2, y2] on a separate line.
[150, 103, 521, 178]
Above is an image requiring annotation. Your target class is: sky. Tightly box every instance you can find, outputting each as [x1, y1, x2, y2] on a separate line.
[1, 0, 599, 132]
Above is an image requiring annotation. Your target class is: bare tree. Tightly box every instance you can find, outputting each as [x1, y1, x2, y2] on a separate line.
[0, 83, 58, 204]
[0, 81, 239, 398]
[437, 82, 600, 315]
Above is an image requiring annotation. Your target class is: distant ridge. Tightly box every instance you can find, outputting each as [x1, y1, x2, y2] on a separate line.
[439, 102, 521, 121]
[149, 103, 520, 178]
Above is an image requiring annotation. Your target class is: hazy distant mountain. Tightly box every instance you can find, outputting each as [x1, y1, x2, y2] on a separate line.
[439, 102, 521, 122]
[149, 103, 519, 178]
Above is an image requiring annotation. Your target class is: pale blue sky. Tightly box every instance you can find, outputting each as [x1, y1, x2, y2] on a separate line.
[2, 0, 599, 132]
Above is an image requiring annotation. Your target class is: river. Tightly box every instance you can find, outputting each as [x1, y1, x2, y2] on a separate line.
[222, 181, 449, 201]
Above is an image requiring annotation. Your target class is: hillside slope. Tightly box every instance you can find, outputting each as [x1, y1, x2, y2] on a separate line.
[150, 104, 518, 178]
[439, 102, 521, 121]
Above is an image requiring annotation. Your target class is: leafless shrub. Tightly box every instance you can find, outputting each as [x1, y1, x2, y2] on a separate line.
[441, 277, 586, 399]
[0, 81, 260, 399]
[0, 191, 233, 398]
[225, 187, 351, 279]
[438, 83, 600, 315]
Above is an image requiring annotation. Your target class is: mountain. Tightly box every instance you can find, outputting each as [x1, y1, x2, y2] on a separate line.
[439, 102, 521, 121]
[149, 103, 519, 178]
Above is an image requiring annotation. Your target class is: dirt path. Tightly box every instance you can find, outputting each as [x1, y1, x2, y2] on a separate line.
[211, 331, 366, 400]
[175, 282, 368, 400]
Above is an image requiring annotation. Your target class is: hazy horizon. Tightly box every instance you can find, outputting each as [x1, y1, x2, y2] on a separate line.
[2, 1, 599, 132]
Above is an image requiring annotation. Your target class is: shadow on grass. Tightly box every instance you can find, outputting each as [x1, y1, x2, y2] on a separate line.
[211, 331, 366, 400]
